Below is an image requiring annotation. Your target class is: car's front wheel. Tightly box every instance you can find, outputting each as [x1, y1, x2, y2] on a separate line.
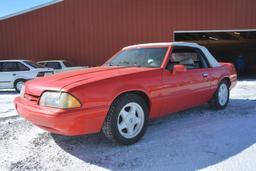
[14, 79, 25, 93]
[102, 94, 149, 145]
[209, 79, 230, 110]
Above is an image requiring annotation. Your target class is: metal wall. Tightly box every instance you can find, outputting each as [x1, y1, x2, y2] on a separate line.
[0, 0, 256, 66]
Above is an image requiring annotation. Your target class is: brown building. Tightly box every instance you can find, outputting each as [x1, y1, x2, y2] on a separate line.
[0, 0, 256, 74]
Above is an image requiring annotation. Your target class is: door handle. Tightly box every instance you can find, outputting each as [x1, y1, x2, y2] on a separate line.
[202, 73, 208, 77]
[12, 74, 16, 76]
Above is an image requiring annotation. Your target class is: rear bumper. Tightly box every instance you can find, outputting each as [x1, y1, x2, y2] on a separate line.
[14, 97, 108, 136]
[230, 74, 237, 89]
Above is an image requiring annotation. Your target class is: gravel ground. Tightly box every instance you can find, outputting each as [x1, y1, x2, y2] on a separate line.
[0, 80, 256, 171]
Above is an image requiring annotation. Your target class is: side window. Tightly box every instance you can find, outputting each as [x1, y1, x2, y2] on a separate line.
[45, 62, 62, 69]
[17, 62, 30, 71]
[63, 61, 74, 67]
[195, 49, 209, 68]
[38, 62, 46, 66]
[167, 47, 209, 70]
[1, 62, 19, 72]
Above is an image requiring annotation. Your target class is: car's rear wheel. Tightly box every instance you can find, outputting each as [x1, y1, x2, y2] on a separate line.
[209, 79, 230, 110]
[14, 79, 25, 93]
[102, 94, 149, 145]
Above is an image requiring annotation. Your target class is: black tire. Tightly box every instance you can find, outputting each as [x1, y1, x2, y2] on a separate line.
[14, 79, 26, 93]
[209, 79, 230, 110]
[102, 93, 149, 145]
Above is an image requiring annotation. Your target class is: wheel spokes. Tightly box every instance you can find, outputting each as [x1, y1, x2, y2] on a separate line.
[119, 121, 127, 130]
[135, 117, 141, 124]
[120, 110, 129, 119]
[127, 126, 134, 136]
[117, 102, 145, 139]
[218, 84, 228, 105]
[130, 105, 137, 115]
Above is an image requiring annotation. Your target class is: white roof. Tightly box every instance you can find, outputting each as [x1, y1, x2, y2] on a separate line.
[0, 60, 29, 62]
[123, 42, 200, 50]
[37, 60, 66, 63]
[123, 42, 220, 67]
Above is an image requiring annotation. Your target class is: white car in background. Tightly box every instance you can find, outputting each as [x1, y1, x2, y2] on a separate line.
[37, 60, 86, 73]
[0, 60, 54, 92]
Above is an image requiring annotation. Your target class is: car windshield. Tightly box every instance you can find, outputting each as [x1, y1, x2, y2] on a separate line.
[105, 47, 168, 68]
[24, 61, 45, 68]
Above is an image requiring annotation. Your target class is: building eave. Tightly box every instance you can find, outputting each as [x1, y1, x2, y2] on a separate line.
[0, 0, 63, 21]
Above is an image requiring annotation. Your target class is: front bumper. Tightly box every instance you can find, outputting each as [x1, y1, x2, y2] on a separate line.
[14, 97, 108, 136]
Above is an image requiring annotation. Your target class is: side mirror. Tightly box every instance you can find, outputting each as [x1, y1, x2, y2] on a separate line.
[172, 65, 187, 75]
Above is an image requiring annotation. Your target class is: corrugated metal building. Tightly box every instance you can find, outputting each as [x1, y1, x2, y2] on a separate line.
[0, 0, 256, 70]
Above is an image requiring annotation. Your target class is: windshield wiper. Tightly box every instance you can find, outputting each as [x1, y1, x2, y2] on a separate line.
[107, 62, 117, 66]
[132, 63, 141, 67]
[108, 61, 141, 67]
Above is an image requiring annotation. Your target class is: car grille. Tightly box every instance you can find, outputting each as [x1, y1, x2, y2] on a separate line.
[24, 94, 39, 103]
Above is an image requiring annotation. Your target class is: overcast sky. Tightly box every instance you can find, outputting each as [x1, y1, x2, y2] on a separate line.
[0, 0, 57, 18]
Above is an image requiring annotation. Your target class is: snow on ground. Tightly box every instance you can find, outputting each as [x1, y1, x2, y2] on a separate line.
[0, 80, 256, 171]
[0, 90, 18, 119]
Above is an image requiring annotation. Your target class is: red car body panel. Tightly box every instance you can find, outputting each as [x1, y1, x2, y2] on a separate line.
[15, 44, 237, 136]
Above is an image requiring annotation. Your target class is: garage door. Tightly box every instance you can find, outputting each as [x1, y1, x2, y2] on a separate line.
[174, 29, 256, 77]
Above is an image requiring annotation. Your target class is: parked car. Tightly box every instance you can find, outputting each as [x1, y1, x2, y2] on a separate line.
[15, 42, 237, 145]
[0, 60, 54, 92]
[37, 60, 86, 73]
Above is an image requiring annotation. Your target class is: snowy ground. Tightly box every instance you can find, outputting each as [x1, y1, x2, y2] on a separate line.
[0, 80, 256, 171]
[0, 90, 18, 119]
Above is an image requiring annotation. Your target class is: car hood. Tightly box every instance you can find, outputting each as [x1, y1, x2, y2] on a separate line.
[25, 66, 157, 96]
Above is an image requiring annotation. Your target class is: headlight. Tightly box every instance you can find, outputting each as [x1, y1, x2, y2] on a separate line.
[39, 91, 81, 109]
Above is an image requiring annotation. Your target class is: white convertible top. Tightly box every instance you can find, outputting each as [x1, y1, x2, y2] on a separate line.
[123, 42, 221, 67]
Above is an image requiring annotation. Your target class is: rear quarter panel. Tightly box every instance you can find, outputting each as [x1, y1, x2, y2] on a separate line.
[17, 70, 38, 80]
[220, 62, 237, 89]
[198, 63, 237, 102]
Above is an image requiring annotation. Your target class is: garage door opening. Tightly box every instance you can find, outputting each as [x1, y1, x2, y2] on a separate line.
[174, 30, 256, 78]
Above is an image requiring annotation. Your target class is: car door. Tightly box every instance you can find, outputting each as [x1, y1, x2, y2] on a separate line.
[0, 62, 19, 89]
[191, 48, 215, 101]
[0, 62, 32, 89]
[15, 62, 32, 79]
[0, 62, 12, 88]
[161, 46, 212, 115]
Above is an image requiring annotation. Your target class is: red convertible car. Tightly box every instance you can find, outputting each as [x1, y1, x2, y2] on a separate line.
[15, 42, 237, 145]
